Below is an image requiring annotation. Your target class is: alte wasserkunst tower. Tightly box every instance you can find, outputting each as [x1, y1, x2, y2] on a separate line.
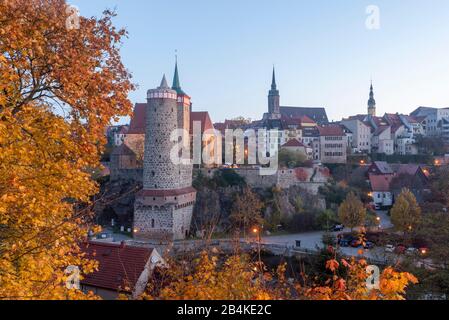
[134, 66, 196, 241]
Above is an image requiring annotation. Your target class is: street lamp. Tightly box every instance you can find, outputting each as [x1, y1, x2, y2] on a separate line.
[252, 226, 262, 275]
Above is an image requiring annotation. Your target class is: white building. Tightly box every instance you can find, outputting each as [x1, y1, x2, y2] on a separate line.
[340, 119, 372, 154]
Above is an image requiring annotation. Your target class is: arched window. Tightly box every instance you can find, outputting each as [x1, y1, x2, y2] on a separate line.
[151, 219, 155, 228]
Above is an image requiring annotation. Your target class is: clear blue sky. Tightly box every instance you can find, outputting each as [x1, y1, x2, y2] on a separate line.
[70, 0, 449, 123]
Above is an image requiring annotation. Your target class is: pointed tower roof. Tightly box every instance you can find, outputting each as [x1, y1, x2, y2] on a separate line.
[159, 74, 169, 89]
[271, 66, 277, 90]
[368, 81, 376, 107]
[172, 59, 186, 95]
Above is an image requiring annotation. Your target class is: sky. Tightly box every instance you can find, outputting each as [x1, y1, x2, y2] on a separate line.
[70, 0, 449, 124]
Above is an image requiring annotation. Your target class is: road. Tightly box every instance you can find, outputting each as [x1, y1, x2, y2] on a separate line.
[100, 211, 392, 261]
[260, 210, 392, 260]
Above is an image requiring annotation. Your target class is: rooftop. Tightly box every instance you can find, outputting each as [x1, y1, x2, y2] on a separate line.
[80, 242, 154, 292]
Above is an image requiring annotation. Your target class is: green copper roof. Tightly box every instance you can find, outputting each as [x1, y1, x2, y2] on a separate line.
[172, 61, 186, 95]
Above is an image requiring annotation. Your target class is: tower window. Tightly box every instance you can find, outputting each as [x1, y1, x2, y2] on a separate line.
[152, 171, 155, 177]
[151, 219, 155, 228]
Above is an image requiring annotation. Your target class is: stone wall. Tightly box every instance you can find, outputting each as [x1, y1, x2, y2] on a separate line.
[134, 203, 195, 241]
[199, 166, 329, 194]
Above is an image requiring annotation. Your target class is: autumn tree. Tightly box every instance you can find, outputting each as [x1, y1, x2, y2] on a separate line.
[391, 188, 422, 234]
[230, 187, 263, 237]
[0, 0, 134, 299]
[338, 192, 366, 232]
[143, 250, 418, 301]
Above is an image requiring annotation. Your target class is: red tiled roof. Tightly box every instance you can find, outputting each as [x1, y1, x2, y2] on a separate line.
[317, 125, 344, 136]
[111, 144, 136, 156]
[80, 242, 153, 292]
[370, 161, 394, 174]
[300, 115, 316, 124]
[190, 111, 214, 135]
[282, 139, 305, 148]
[128, 103, 147, 134]
[391, 164, 421, 176]
[369, 174, 394, 192]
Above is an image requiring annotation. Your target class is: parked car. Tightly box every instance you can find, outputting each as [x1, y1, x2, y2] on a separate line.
[339, 238, 352, 247]
[332, 225, 345, 232]
[364, 241, 375, 250]
[350, 239, 375, 249]
[395, 245, 407, 254]
[350, 239, 362, 248]
[406, 248, 418, 255]
[385, 245, 395, 253]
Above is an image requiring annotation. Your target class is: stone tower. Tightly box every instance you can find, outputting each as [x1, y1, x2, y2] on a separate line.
[134, 75, 196, 241]
[172, 60, 193, 187]
[368, 82, 376, 117]
[267, 67, 281, 120]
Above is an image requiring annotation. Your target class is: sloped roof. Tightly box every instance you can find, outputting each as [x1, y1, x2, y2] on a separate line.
[280, 106, 329, 124]
[80, 242, 153, 292]
[282, 139, 305, 148]
[317, 125, 344, 136]
[190, 111, 214, 135]
[390, 164, 424, 177]
[374, 125, 390, 136]
[128, 103, 146, 134]
[371, 161, 394, 174]
[111, 144, 135, 156]
[300, 115, 316, 124]
[369, 174, 394, 192]
[346, 115, 367, 122]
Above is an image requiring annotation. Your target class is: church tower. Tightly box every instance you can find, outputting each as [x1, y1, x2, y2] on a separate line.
[368, 82, 376, 117]
[134, 75, 196, 242]
[268, 67, 281, 119]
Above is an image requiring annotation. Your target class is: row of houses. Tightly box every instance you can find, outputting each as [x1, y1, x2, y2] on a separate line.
[107, 68, 449, 172]
[367, 161, 431, 209]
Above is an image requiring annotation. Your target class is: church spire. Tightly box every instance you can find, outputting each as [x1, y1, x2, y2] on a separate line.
[271, 66, 277, 90]
[268, 67, 280, 117]
[368, 81, 376, 117]
[172, 56, 186, 95]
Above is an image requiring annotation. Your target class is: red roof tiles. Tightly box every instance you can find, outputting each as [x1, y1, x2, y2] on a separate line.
[317, 125, 345, 136]
[190, 111, 214, 135]
[369, 174, 394, 192]
[128, 103, 147, 134]
[282, 139, 305, 148]
[80, 242, 153, 292]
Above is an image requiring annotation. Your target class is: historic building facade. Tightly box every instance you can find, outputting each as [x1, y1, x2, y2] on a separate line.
[133, 74, 196, 241]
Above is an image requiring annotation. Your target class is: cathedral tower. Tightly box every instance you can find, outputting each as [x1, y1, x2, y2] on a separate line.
[368, 82, 376, 117]
[134, 75, 196, 242]
[268, 67, 281, 118]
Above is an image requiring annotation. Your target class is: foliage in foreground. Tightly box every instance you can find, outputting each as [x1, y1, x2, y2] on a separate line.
[0, 0, 133, 299]
[142, 250, 418, 301]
